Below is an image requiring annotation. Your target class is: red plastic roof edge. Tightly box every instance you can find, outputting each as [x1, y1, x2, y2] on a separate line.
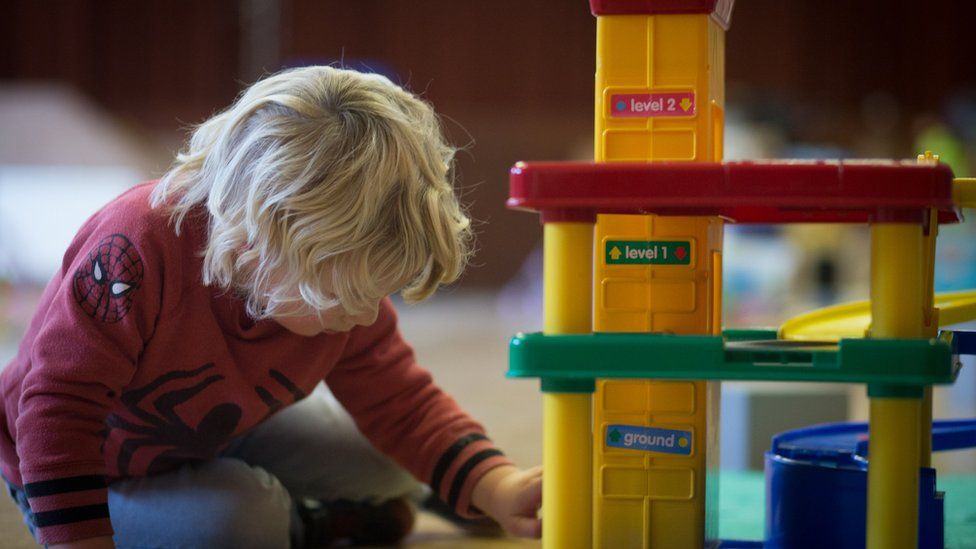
[507, 160, 960, 225]
[590, 0, 734, 28]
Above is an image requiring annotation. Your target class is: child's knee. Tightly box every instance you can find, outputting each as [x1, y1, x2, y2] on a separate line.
[110, 459, 294, 549]
[197, 460, 293, 548]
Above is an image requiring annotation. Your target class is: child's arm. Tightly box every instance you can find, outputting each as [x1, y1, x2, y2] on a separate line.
[471, 464, 542, 538]
[326, 299, 525, 527]
[12, 216, 170, 545]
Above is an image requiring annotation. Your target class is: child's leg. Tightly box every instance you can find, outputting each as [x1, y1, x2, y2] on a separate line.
[4, 474, 38, 539]
[108, 458, 294, 549]
[6, 459, 294, 549]
[5, 388, 422, 547]
[221, 384, 428, 504]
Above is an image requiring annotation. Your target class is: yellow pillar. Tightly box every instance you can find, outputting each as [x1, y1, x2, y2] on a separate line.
[544, 223, 594, 335]
[920, 205, 939, 468]
[867, 399, 921, 548]
[542, 221, 594, 549]
[867, 223, 924, 549]
[919, 153, 942, 467]
[920, 387, 933, 468]
[591, 12, 725, 547]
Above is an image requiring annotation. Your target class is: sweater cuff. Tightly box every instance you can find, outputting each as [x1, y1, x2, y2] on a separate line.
[428, 433, 514, 519]
[22, 473, 113, 545]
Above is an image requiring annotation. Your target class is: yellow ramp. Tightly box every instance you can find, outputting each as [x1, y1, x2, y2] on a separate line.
[779, 289, 976, 341]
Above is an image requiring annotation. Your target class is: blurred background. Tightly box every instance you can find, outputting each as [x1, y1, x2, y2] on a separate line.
[1, 0, 976, 543]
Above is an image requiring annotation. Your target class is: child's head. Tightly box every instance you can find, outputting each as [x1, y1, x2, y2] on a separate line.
[151, 66, 472, 326]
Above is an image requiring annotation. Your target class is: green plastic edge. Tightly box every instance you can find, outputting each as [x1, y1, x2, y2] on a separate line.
[508, 332, 960, 390]
[722, 328, 779, 341]
[867, 383, 925, 399]
[541, 378, 596, 393]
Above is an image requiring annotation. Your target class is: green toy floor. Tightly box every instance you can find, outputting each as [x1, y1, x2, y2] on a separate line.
[719, 472, 976, 548]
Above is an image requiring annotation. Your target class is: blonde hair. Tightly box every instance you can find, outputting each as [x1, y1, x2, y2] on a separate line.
[151, 66, 472, 319]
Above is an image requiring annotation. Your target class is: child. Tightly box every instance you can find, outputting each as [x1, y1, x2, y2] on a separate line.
[0, 66, 542, 548]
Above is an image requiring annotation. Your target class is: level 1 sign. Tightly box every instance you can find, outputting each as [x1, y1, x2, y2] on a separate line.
[605, 240, 692, 265]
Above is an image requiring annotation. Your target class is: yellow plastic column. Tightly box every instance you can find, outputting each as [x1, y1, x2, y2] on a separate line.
[920, 387, 933, 468]
[867, 223, 924, 549]
[545, 223, 594, 334]
[593, 215, 722, 549]
[919, 153, 942, 466]
[920, 206, 939, 467]
[591, 12, 726, 548]
[543, 394, 592, 546]
[542, 221, 593, 549]
[867, 399, 921, 548]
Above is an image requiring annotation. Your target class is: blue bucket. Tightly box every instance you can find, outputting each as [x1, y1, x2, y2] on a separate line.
[764, 418, 976, 549]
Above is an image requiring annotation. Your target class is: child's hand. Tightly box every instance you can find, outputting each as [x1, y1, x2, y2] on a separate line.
[471, 465, 542, 538]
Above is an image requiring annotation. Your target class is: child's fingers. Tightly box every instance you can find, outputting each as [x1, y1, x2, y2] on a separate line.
[520, 474, 543, 511]
[507, 515, 542, 539]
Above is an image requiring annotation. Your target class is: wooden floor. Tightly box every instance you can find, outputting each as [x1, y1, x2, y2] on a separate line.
[406, 513, 539, 548]
[0, 293, 544, 547]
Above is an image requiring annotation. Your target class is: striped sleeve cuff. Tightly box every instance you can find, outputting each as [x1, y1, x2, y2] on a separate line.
[23, 474, 113, 545]
[429, 433, 514, 518]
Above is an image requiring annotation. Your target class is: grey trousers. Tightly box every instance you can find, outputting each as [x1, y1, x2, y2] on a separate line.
[7, 386, 426, 548]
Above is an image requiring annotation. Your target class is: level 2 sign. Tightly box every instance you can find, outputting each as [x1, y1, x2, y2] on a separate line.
[610, 91, 696, 118]
[605, 240, 692, 265]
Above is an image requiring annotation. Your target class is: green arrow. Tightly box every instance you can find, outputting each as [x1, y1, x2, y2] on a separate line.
[609, 429, 621, 443]
[609, 247, 622, 260]
[680, 98, 692, 112]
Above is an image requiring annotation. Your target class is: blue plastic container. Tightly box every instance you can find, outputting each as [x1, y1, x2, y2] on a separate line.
[764, 418, 976, 549]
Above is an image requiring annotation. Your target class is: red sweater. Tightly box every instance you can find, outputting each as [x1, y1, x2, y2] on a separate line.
[0, 182, 510, 545]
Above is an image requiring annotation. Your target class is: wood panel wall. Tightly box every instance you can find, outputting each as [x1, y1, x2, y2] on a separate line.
[2, 0, 974, 287]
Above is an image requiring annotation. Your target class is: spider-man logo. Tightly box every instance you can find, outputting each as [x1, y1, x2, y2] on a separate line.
[73, 234, 144, 323]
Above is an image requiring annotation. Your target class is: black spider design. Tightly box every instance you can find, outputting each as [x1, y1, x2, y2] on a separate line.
[255, 368, 307, 419]
[106, 363, 242, 476]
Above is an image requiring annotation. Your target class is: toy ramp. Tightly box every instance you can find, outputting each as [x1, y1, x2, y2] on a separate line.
[780, 290, 976, 341]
